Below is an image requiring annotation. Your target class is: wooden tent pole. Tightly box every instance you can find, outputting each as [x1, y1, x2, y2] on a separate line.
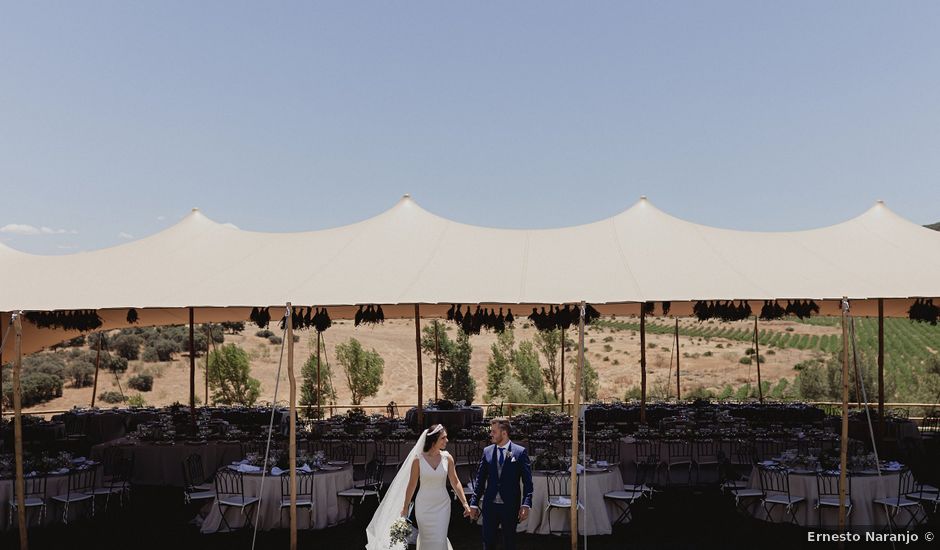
[570, 302, 585, 550]
[560, 328, 566, 413]
[639, 307, 647, 423]
[13, 313, 28, 550]
[205, 324, 211, 406]
[877, 298, 885, 440]
[675, 318, 680, 400]
[838, 298, 850, 531]
[90, 332, 102, 408]
[189, 307, 196, 427]
[434, 321, 440, 402]
[316, 331, 322, 419]
[755, 317, 763, 403]
[415, 305, 424, 428]
[287, 304, 298, 550]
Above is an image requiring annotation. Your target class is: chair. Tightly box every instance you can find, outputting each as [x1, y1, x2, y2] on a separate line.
[181, 457, 216, 521]
[279, 471, 315, 528]
[605, 457, 652, 526]
[718, 450, 748, 494]
[587, 440, 620, 465]
[378, 439, 406, 473]
[329, 442, 356, 464]
[450, 440, 474, 468]
[386, 401, 399, 418]
[692, 439, 720, 485]
[8, 475, 47, 528]
[87, 455, 134, 514]
[662, 440, 693, 486]
[873, 468, 927, 530]
[633, 439, 661, 487]
[183, 453, 214, 492]
[240, 439, 265, 458]
[337, 457, 383, 520]
[545, 470, 583, 536]
[214, 468, 260, 532]
[815, 472, 852, 528]
[100, 446, 125, 482]
[50, 467, 97, 524]
[758, 466, 804, 525]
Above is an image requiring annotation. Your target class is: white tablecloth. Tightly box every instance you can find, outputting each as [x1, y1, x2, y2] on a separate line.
[200, 465, 354, 533]
[745, 467, 926, 528]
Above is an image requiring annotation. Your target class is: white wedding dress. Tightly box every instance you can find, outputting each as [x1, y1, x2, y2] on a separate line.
[365, 430, 454, 550]
[414, 451, 453, 550]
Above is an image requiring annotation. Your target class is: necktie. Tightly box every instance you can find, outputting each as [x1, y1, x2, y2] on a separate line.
[498, 447, 505, 466]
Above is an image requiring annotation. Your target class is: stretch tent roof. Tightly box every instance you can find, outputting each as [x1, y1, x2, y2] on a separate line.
[2, 195, 940, 354]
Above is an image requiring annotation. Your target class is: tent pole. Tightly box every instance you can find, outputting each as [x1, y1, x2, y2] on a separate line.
[12, 313, 28, 550]
[316, 331, 322, 419]
[189, 307, 196, 427]
[570, 302, 585, 550]
[90, 332, 102, 408]
[838, 298, 850, 531]
[287, 304, 298, 550]
[754, 317, 763, 403]
[415, 305, 424, 428]
[640, 307, 647, 423]
[560, 328, 566, 413]
[434, 321, 440, 402]
[205, 324, 211, 406]
[877, 298, 885, 440]
[675, 318, 680, 400]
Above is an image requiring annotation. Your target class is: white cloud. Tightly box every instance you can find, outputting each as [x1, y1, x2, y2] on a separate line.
[156, 215, 166, 221]
[118, 231, 134, 240]
[0, 223, 77, 235]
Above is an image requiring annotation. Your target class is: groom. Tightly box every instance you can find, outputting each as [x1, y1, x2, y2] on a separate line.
[466, 418, 533, 550]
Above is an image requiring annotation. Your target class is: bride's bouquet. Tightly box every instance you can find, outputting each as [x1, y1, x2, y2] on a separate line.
[388, 517, 413, 549]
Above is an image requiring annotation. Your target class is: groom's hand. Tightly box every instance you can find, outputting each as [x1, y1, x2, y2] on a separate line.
[518, 506, 529, 522]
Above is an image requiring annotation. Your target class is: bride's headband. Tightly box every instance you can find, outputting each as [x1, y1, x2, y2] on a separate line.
[428, 425, 444, 436]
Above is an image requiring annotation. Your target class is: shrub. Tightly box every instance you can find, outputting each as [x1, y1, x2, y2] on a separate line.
[8, 372, 64, 407]
[66, 360, 96, 387]
[744, 347, 755, 356]
[739, 357, 752, 365]
[716, 343, 724, 349]
[128, 373, 153, 392]
[268, 335, 283, 345]
[255, 329, 274, 338]
[603, 344, 613, 352]
[703, 351, 714, 357]
[112, 334, 143, 360]
[602, 336, 614, 343]
[152, 338, 179, 361]
[221, 322, 245, 334]
[647, 343, 657, 349]
[127, 394, 146, 407]
[98, 391, 126, 404]
[106, 355, 129, 373]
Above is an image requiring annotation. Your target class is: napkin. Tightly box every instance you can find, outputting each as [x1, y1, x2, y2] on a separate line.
[72, 456, 87, 463]
[300, 464, 312, 473]
[596, 460, 609, 467]
[271, 467, 284, 476]
[237, 464, 261, 473]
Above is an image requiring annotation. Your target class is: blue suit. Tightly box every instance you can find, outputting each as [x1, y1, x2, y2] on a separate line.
[469, 442, 534, 550]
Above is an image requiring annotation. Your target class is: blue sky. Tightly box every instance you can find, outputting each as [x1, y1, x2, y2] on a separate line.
[1, 1, 939, 254]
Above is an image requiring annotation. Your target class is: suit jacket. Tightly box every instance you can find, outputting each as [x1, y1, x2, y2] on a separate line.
[469, 441, 534, 510]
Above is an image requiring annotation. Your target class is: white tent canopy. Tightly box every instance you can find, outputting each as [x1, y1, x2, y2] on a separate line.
[3, 195, 940, 309]
[2, 195, 940, 353]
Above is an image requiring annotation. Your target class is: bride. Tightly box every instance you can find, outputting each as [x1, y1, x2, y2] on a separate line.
[366, 424, 472, 550]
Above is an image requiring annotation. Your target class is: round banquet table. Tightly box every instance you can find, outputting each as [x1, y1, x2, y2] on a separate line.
[472, 467, 626, 535]
[200, 465, 354, 533]
[0, 464, 103, 529]
[91, 438, 243, 487]
[745, 467, 926, 528]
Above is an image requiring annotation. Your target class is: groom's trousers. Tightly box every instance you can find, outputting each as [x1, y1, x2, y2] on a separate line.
[482, 503, 518, 550]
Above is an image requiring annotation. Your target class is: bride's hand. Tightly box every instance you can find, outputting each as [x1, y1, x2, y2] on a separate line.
[400, 508, 408, 518]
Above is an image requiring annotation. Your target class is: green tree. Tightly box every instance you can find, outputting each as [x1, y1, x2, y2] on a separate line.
[513, 340, 544, 400]
[336, 338, 384, 405]
[207, 344, 261, 406]
[796, 361, 828, 400]
[221, 321, 245, 334]
[440, 331, 476, 403]
[421, 320, 455, 398]
[534, 329, 562, 400]
[301, 337, 337, 417]
[568, 357, 598, 401]
[111, 334, 143, 360]
[65, 359, 96, 388]
[484, 330, 514, 401]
